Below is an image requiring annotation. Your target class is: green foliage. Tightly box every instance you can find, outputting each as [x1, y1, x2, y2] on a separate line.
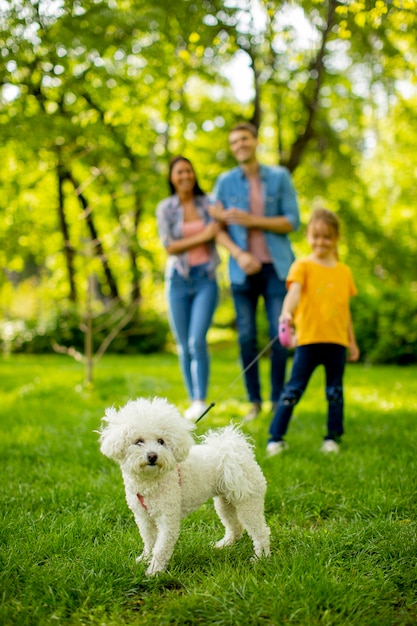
[107, 313, 170, 354]
[0, 309, 170, 356]
[216, 284, 417, 366]
[1, 0, 417, 363]
[4, 284, 417, 365]
[1, 353, 416, 625]
[352, 287, 417, 365]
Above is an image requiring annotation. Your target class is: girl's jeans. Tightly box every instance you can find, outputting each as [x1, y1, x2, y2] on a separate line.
[167, 263, 218, 401]
[231, 263, 288, 404]
[269, 343, 347, 442]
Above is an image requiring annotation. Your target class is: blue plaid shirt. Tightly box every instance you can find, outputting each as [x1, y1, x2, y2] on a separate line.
[156, 194, 220, 280]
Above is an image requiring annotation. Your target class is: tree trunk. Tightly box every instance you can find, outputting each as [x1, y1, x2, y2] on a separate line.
[56, 151, 77, 301]
[286, 0, 338, 172]
[66, 169, 120, 302]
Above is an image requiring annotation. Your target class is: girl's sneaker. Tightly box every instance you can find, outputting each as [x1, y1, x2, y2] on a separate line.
[320, 439, 340, 453]
[266, 441, 289, 457]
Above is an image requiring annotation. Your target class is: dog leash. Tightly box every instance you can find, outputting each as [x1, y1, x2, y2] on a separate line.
[195, 333, 280, 423]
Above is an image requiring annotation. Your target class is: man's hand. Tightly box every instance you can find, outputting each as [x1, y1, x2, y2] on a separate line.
[236, 251, 262, 275]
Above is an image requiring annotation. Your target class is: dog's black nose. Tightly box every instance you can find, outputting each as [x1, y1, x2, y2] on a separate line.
[147, 452, 158, 465]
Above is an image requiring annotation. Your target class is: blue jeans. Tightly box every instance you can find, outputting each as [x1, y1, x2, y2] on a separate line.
[167, 263, 218, 401]
[231, 263, 288, 404]
[269, 343, 347, 442]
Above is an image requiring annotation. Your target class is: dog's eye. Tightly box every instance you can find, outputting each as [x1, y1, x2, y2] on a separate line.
[157, 438, 165, 446]
[134, 438, 144, 446]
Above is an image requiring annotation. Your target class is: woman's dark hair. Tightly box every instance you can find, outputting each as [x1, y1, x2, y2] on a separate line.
[168, 155, 206, 196]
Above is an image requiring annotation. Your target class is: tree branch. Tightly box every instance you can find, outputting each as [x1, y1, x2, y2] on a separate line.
[286, 0, 338, 172]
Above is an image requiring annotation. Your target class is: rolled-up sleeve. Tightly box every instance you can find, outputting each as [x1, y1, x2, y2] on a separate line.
[156, 199, 173, 248]
[212, 174, 226, 206]
[280, 168, 300, 231]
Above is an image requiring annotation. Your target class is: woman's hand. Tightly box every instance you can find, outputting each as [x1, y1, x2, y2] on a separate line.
[222, 208, 255, 227]
[208, 202, 226, 222]
[210, 204, 255, 227]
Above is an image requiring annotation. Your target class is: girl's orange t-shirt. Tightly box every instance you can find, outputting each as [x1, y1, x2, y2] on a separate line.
[287, 258, 358, 348]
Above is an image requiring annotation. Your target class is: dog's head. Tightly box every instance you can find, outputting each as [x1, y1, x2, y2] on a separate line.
[99, 397, 195, 477]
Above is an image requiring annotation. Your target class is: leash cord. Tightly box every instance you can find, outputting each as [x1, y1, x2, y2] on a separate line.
[195, 333, 279, 423]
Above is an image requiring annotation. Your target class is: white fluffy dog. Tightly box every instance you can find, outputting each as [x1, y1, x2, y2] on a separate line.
[99, 397, 270, 576]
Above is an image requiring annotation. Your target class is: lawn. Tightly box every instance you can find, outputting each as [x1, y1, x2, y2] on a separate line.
[1, 351, 416, 625]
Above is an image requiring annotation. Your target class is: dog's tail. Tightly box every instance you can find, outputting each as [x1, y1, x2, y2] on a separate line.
[200, 426, 266, 502]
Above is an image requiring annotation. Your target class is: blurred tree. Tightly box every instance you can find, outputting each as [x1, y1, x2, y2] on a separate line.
[0, 0, 416, 357]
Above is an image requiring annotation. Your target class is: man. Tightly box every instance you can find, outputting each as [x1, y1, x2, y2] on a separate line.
[212, 122, 300, 421]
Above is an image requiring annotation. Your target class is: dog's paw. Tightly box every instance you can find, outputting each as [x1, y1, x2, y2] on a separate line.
[214, 536, 237, 549]
[250, 547, 271, 562]
[135, 551, 151, 564]
[145, 559, 166, 577]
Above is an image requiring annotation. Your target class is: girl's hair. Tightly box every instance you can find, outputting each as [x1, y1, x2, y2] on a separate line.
[168, 155, 206, 197]
[308, 208, 340, 237]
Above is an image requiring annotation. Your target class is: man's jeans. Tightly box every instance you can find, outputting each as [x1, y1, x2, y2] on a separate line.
[167, 263, 218, 401]
[231, 263, 288, 404]
[269, 343, 347, 441]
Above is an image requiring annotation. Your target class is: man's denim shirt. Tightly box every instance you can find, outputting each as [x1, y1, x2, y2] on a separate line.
[213, 164, 300, 285]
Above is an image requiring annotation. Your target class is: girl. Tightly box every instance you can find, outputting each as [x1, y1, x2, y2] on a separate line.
[157, 156, 221, 420]
[267, 208, 360, 455]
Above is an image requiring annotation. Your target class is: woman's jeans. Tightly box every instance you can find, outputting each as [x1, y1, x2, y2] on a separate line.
[231, 263, 288, 404]
[167, 263, 218, 401]
[269, 343, 347, 442]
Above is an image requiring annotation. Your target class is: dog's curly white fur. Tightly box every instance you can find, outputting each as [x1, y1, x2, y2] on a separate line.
[99, 397, 270, 576]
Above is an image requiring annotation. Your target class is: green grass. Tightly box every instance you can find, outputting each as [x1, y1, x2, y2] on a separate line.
[1, 351, 416, 625]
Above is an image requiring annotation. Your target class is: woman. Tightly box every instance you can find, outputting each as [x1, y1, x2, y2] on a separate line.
[156, 156, 221, 420]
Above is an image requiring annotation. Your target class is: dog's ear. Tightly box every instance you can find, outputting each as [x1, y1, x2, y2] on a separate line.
[99, 407, 130, 461]
[168, 425, 195, 463]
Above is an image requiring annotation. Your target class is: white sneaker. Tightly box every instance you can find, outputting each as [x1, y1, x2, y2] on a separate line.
[184, 401, 208, 421]
[320, 439, 340, 454]
[266, 441, 289, 457]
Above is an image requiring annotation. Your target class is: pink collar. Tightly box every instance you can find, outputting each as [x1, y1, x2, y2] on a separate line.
[137, 493, 147, 510]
